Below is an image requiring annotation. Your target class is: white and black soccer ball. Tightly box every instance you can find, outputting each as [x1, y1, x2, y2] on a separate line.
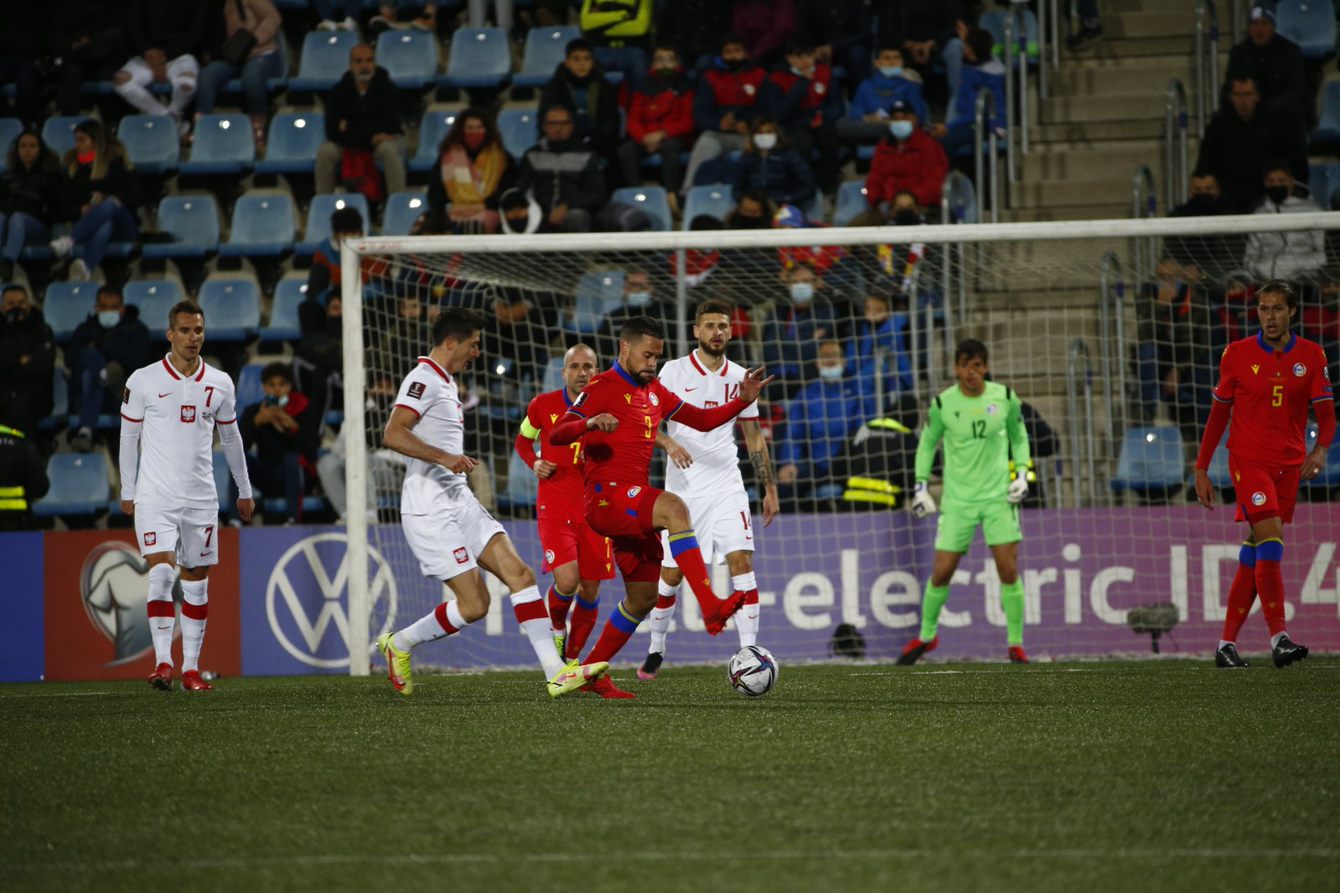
[727, 645, 778, 697]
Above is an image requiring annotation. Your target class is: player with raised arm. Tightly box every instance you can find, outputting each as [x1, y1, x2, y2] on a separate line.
[1194, 280, 1333, 669]
[899, 339, 1032, 665]
[549, 315, 772, 698]
[639, 300, 780, 680]
[119, 301, 253, 692]
[513, 343, 614, 661]
[375, 309, 608, 698]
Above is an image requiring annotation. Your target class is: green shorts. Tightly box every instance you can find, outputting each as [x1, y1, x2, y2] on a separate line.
[934, 501, 1022, 553]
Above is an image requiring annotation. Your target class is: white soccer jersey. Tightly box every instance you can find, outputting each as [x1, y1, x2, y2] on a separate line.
[394, 356, 469, 513]
[121, 355, 238, 510]
[661, 350, 759, 496]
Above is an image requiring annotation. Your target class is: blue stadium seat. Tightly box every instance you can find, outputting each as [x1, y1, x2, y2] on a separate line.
[123, 280, 184, 336]
[297, 193, 370, 256]
[39, 369, 68, 433]
[834, 180, 869, 226]
[263, 276, 308, 341]
[1276, 0, 1337, 60]
[540, 355, 564, 392]
[410, 107, 464, 173]
[1205, 438, 1232, 490]
[1311, 83, 1340, 147]
[236, 362, 266, 409]
[255, 112, 326, 175]
[197, 275, 262, 341]
[1303, 421, 1340, 488]
[681, 184, 734, 229]
[41, 116, 86, 159]
[33, 453, 109, 518]
[117, 115, 180, 174]
[0, 118, 26, 170]
[144, 195, 221, 259]
[941, 170, 979, 223]
[219, 192, 296, 257]
[440, 27, 511, 89]
[180, 114, 255, 176]
[1110, 426, 1186, 495]
[497, 107, 538, 158]
[498, 449, 539, 511]
[562, 270, 624, 334]
[376, 29, 439, 89]
[513, 26, 580, 88]
[383, 190, 429, 235]
[42, 281, 99, 341]
[611, 186, 672, 231]
[291, 30, 360, 91]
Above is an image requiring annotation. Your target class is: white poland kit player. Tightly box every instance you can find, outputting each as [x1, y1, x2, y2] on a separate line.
[394, 355, 505, 579]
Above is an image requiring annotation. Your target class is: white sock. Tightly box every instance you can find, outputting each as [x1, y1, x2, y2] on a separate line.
[146, 564, 177, 667]
[648, 578, 679, 654]
[179, 578, 208, 673]
[1270, 631, 1289, 648]
[394, 600, 468, 651]
[732, 571, 759, 648]
[1218, 639, 1233, 650]
[511, 585, 565, 677]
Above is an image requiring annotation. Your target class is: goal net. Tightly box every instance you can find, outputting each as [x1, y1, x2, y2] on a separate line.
[340, 212, 1340, 675]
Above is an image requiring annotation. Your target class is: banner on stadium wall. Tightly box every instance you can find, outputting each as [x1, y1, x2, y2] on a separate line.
[42, 530, 243, 682]
[0, 532, 46, 682]
[236, 508, 1340, 675]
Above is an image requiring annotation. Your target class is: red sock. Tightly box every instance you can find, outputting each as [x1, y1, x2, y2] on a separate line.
[566, 597, 600, 660]
[666, 530, 720, 617]
[584, 600, 644, 665]
[1254, 538, 1287, 637]
[1221, 551, 1258, 644]
[547, 584, 576, 633]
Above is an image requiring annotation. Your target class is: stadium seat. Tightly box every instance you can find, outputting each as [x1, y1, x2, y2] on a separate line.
[42, 281, 98, 341]
[223, 37, 288, 95]
[514, 26, 581, 88]
[143, 195, 221, 259]
[1302, 421, 1340, 488]
[40, 116, 86, 158]
[219, 192, 296, 257]
[123, 279, 184, 336]
[32, 453, 109, 518]
[562, 270, 624, 334]
[1110, 426, 1186, 496]
[383, 190, 429, 235]
[497, 107, 539, 159]
[117, 115, 180, 174]
[410, 107, 464, 173]
[376, 29, 438, 89]
[0, 118, 22, 169]
[196, 275, 262, 341]
[1275, 0, 1337, 60]
[834, 180, 869, 226]
[262, 276, 308, 342]
[439, 27, 511, 90]
[180, 114, 255, 176]
[540, 355, 564, 392]
[255, 112, 326, 175]
[1311, 83, 1340, 147]
[297, 193, 370, 256]
[39, 369, 68, 433]
[941, 170, 979, 223]
[291, 30, 360, 91]
[611, 186, 672, 231]
[236, 362, 266, 409]
[681, 184, 733, 229]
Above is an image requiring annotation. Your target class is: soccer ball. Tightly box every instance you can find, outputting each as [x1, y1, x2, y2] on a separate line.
[727, 645, 778, 697]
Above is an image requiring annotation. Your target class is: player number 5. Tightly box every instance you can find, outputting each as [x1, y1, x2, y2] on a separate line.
[1272, 384, 1283, 407]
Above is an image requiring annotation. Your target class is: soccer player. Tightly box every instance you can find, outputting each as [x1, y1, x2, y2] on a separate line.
[118, 301, 253, 692]
[549, 315, 772, 698]
[513, 343, 615, 661]
[638, 300, 780, 680]
[1193, 280, 1333, 669]
[899, 339, 1032, 665]
[374, 309, 608, 698]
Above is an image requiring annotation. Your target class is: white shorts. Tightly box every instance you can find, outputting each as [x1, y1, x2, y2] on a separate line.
[401, 492, 506, 581]
[134, 502, 221, 567]
[118, 54, 200, 88]
[660, 488, 754, 569]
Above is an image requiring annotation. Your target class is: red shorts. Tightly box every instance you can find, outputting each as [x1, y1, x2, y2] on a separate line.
[1229, 456, 1301, 524]
[537, 508, 614, 580]
[586, 482, 663, 584]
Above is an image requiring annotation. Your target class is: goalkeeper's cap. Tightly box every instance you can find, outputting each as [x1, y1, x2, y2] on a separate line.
[772, 204, 808, 228]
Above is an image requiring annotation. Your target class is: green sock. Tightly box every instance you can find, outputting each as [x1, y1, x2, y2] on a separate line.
[1001, 579, 1025, 646]
[919, 582, 950, 641]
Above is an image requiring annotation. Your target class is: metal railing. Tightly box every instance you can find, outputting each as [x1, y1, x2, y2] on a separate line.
[1194, 0, 1221, 136]
[1130, 163, 1157, 289]
[1066, 337, 1100, 507]
[974, 87, 1001, 223]
[1002, 11, 1031, 171]
[1098, 252, 1129, 458]
[939, 169, 974, 396]
[1163, 79, 1189, 213]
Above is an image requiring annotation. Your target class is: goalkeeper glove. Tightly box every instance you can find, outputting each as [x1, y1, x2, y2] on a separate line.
[1007, 476, 1029, 504]
[911, 481, 937, 517]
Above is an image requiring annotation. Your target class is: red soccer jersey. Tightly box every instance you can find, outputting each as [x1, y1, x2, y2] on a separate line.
[521, 388, 586, 512]
[565, 364, 687, 487]
[1212, 332, 1333, 466]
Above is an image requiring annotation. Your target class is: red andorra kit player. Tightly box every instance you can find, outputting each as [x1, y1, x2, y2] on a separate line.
[1194, 280, 1334, 669]
[549, 315, 773, 698]
[513, 343, 615, 662]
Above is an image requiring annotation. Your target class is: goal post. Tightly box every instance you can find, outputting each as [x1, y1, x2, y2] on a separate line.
[342, 212, 1340, 674]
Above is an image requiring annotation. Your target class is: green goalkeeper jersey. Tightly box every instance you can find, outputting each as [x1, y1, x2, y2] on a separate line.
[914, 381, 1031, 508]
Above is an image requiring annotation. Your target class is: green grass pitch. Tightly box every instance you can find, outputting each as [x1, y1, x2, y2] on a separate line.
[2, 660, 1337, 892]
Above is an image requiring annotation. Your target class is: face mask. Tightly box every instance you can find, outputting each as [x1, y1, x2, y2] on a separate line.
[266, 393, 290, 408]
[878, 66, 904, 78]
[463, 132, 487, 151]
[1266, 186, 1289, 205]
[734, 213, 766, 229]
[894, 210, 922, 226]
[722, 57, 744, 71]
[76, 150, 96, 165]
[753, 133, 777, 151]
[3, 308, 24, 325]
[97, 310, 120, 328]
[1186, 193, 1219, 212]
[889, 120, 915, 140]
[818, 363, 843, 381]
[655, 67, 679, 81]
[790, 282, 814, 303]
[626, 291, 651, 307]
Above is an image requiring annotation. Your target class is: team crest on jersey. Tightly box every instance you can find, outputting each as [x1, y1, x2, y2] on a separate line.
[1252, 492, 1267, 506]
[544, 549, 555, 565]
[627, 486, 642, 498]
[143, 532, 156, 546]
[743, 83, 756, 96]
[453, 547, 469, 565]
[1293, 363, 1306, 377]
[407, 381, 426, 399]
[987, 404, 999, 415]
[648, 392, 659, 406]
[180, 405, 196, 423]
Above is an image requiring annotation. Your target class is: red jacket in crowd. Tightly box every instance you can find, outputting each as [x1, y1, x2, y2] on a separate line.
[627, 70, 696, 142]
[864, 129, 949, 208]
